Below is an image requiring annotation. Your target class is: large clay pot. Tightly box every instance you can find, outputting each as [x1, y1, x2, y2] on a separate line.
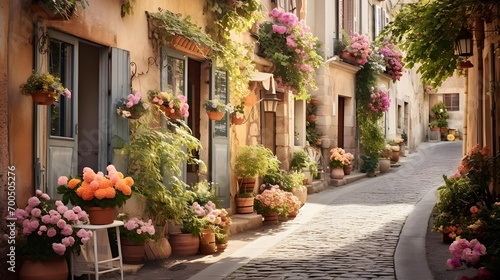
[292, 185, 307, 206]
[85, 206, 115, 225]
[343, 164, 353, 175]
[169, 232, 200, 256]
[199, 229, 217, 254]
[235, 197, 254, 214]
[390, 151, 400, 164]
[20, 257, 68, 280]
[239, 178, 256, 193]
[262, 212, 279, 225]
[330, 167, 345, 179]
[378, 158, 391, 173]
[121, 238, 146, 264]
[145, 237, 172, 260]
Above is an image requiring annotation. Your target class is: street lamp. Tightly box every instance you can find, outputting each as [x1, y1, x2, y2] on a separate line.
[262, 93, 280, 113]
[455, 27, 473, 57]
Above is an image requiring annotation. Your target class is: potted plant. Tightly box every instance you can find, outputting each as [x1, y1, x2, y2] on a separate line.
[340, 30, 372, 65]
[148, 89, 189, 120]
[254, 184, 289, 224]
[146, 9, 221, 59]
[257, 8, 323, 99]
[31, 0, 88, 20]
[234, 145, 280, 193]
[290, 150, 318, 184]
[115, 90, 149, 119]
[378, 39, 404, 81]
[14, 190, 93, 279]
[343, 152, 355, 175]
[432, 101, 449, 132]
[429, 120, 440, 131]
[229, 103, 245, 125]
[203, 99, 227, 120]
[117, 215, 156, 264]
[20, 72, 72, 105]
[56, 164, 134, 225]
[329, 147, 347, 179]
[360, 155, 379, 177]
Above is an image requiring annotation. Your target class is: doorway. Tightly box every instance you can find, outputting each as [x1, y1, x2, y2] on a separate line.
[338, 96, 345, 148]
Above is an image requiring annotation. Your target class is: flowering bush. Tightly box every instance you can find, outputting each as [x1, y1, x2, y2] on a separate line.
[115, 90, 149, 119]
[329, 147, 347, 168]
[345, 32, 372, 65]
[181, 201, 230, 238]
[255, 184, 288, 216]
[13, 190, 92, 261]
[203, 99, 227, 112]
[367, 88, 391, 116]
[57, 164, 133, 208]
[284, 191, 301, 216]
[447, 238, 487, 270]
[343, 153, 354, 166]
[257, 8, 323, 99]
[378, 40, 404, 81]
[118, 215, 155, 245]
[20, 72, 72, 101]
[148, 89, 189, 118]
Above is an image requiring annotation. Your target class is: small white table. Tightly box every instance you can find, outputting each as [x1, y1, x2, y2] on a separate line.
[71, 220, 124, 280]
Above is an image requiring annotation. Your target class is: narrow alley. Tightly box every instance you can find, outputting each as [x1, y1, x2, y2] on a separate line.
[122, 141, 463, 280]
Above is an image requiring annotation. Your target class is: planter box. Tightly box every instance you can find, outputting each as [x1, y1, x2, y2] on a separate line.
[171, 35, 211, 59]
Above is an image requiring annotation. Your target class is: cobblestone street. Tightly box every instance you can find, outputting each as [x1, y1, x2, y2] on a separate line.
[124, 141, 463, 280]
[219, 142, 461, 280]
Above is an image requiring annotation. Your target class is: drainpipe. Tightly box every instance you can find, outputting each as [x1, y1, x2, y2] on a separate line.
[490, 43, 497, 201]
[475, 18, 485, 146]
[463, 70, 468, 155]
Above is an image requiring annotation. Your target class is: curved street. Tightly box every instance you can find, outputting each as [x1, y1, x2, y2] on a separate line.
[126, 141, 463, 280]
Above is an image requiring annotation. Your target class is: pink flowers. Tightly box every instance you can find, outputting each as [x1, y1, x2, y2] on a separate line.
[367, 88, 391, 114]
[115, 90, 150, 119]
[329, 147, 351, 168]
[255, 184, 288, 216]
[447, 238, 487, 269]
[258, 8, 323, 98]
[346, 32, 372, 65]
[15, 191, 92, 260]
[119, 216, 155, 245]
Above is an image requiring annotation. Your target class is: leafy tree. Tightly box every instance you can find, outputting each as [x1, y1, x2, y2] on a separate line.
[381, 0, 497, 87]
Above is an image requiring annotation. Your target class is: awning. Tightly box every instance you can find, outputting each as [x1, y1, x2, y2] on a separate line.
[250, 72, 276, 93]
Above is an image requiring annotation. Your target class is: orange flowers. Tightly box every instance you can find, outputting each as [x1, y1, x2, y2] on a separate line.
[57, 165, 133, 208]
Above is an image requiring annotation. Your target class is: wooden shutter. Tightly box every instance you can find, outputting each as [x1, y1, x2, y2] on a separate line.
[109, 48, 131, 163]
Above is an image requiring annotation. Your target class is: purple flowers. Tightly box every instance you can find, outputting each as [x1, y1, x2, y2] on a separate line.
[378, 40, 404, 81]
[367, 88, 391, 114]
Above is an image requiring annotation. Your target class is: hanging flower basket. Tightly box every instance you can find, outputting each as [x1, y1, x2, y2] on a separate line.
[32, 90, 56, 105]
[230, 115, 244, 125]
[206, 111, 225, 120]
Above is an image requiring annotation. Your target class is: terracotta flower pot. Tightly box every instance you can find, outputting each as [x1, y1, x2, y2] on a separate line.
[207, 111, 225, 120]
[230, 115, 244, 125]
[20, 257, 68, 280]
[85, 206, 115, 225]
[169, 232, 200, 256]
[31, 91, 55, 105]
[235, 197, 254, 214]
[199, 229, 217, 254]
[262, 211, 279, 225]
[330, 167, 345, 179]
[343, 164, 353, 175]
[121, 238, 146, 264]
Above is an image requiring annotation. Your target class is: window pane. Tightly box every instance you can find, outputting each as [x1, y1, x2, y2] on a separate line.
[214, 69, 228, 138]
[443, 94, 459, 111]
[49, 39, 74, 138]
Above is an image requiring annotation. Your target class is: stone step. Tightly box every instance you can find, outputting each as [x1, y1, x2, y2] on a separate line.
[227, 213, 263, 236]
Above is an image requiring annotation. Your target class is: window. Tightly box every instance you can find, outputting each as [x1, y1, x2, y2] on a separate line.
[49, 38, 74, 138]
[443, 94, 459, 111]
[277, 0, 297, 14]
